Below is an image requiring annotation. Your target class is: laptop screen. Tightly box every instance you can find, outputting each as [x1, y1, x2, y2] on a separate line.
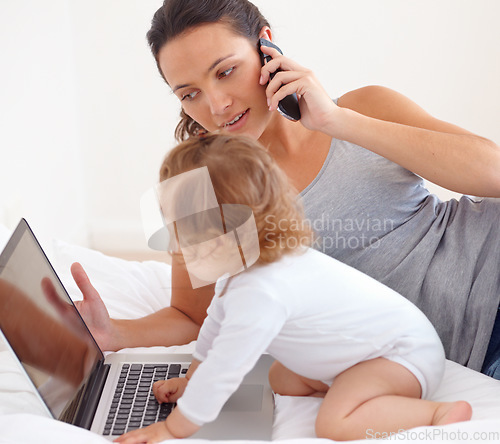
[0, 219, 103, 420]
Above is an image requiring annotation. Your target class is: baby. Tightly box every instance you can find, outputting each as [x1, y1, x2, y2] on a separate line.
[117, 134, 472, 443]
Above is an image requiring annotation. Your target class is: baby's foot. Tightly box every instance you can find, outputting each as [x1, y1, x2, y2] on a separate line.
[433, 401, 472, 425]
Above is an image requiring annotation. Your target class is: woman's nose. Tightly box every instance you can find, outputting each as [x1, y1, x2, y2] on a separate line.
[206, 89, 232, 115]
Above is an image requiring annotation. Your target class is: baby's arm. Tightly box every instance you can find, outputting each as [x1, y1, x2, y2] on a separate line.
[115, 360, 202, 443]
[114, 410, 199, 443]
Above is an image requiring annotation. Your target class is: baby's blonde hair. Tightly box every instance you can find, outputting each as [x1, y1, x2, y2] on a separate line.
[159, 134, 313, 264]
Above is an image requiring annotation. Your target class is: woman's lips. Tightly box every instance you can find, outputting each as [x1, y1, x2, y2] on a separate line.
[221, 109, 249, 131]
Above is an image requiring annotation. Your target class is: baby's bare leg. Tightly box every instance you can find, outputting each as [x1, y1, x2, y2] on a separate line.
[315, 358, 472, 441]
[268, 361, 328, 397]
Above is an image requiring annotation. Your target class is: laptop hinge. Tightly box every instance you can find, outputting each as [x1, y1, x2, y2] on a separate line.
[74, 362, 111, 430]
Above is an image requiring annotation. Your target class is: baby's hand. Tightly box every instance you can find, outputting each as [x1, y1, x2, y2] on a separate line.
[153, 377, 188, 403]
[114, 421, 175, 443]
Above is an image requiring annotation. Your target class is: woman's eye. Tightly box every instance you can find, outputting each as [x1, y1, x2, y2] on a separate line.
[218, 67, 234, 79]
[181, 91, 199, 101]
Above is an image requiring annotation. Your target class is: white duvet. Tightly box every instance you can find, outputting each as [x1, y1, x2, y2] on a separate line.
[1, 229, 500, 443]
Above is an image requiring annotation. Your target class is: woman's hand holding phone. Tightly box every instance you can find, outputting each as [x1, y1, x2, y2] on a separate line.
[258, 39, 301, 121]
[258, 41, 340, 135]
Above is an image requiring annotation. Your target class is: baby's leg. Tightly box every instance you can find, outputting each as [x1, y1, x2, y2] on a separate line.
[268, 361, 328, 397]
[315, 358, 472, 441]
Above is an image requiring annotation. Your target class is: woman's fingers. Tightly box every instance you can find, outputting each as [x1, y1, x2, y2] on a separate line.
[69, 262, 113, 350]
[70, 262, 101, 303]
[265, 70, 307, 108]
[70, 261, 110, 322]
[259, 43, 307, 85]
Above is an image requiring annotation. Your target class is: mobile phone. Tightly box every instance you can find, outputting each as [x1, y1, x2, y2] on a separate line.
[258, 38, 301, 121]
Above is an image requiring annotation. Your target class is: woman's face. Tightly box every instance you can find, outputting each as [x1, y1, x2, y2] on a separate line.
[158, 22, 272, 140]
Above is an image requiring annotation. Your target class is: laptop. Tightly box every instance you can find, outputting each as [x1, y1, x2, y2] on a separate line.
[0, 218, 274, 440]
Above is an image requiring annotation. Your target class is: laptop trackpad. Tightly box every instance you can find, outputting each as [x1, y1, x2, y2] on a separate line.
[222, 384, 263, 412]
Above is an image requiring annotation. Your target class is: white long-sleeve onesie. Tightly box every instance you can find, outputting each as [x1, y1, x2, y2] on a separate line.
[176, 248, 445, 426]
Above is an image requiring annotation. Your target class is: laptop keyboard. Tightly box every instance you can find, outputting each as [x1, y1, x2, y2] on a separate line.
[104, 363, 188, 436]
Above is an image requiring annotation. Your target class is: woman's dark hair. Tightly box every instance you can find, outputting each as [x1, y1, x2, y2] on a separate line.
[146, 0, 270, 141]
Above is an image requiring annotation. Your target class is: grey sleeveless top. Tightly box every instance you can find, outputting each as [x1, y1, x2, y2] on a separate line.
[300, 134, 500, 371]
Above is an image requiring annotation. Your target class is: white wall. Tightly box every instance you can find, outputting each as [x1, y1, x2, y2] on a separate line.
[0, 1, 87, 250]
[66, 0, 178, 251]
[1, 0, 499, 253]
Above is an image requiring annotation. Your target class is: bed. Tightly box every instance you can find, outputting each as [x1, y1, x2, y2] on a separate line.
[1, 225, 500, 443]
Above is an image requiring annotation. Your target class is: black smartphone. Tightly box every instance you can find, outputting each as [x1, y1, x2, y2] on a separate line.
[258, 38, 301, 121]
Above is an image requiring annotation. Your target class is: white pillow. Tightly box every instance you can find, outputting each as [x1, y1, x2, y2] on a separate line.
[52, 240, 172, 319]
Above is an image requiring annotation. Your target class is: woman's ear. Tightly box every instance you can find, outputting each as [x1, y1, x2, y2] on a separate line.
[258, 26, 272, 42]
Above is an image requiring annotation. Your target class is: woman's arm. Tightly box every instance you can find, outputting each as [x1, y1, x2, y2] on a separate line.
[334, 85, 500, 197]
[111, 254, 214, 350]
[72, 252, 214, 351]
[260, 44, 500, 197]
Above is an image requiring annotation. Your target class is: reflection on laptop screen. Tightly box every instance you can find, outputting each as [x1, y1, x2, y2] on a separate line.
[0, 221, 102, 420]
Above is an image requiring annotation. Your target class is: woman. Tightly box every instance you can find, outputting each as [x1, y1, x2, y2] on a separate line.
[73, 0, 500, 378]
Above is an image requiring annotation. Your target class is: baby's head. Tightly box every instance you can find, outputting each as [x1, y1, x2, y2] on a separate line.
[159, 133, 313, 266]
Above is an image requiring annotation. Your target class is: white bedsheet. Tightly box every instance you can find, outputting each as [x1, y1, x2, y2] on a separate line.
[1, 233, 500, 443]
